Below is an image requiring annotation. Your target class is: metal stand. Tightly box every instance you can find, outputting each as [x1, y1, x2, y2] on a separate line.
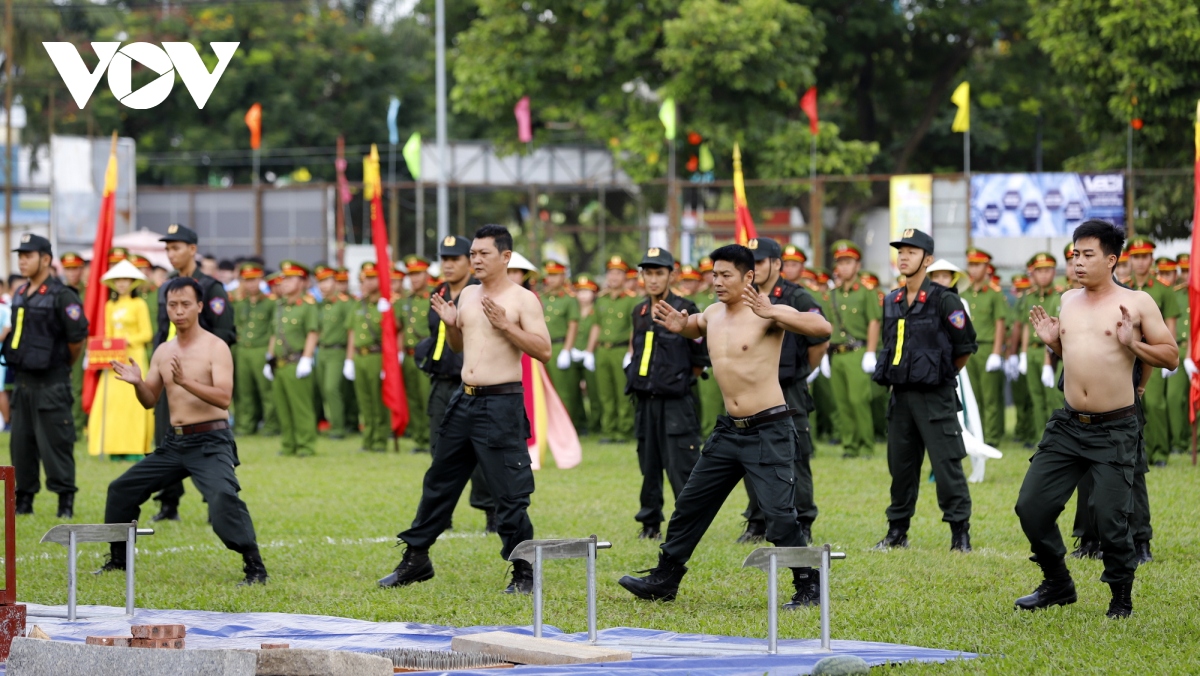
[508, 536, 611, 643]
[742, 544, 845, 653]
[40, 522, 154, 620]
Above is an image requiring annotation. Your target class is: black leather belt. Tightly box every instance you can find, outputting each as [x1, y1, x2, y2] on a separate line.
[829, 344, 862, 355]
[357, 346, 381, 355]
[731, 404, 794, 429]
[599, 341, 625, 349]
[550, 336, 566, 344]
[173, 419, 230, 436]
[1066, 405, 1137, 425]
[462, 382, 523, 396]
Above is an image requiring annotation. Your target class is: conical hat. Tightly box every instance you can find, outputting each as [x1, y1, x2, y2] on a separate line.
[507, 251, 537, 272]
[101, 259, 147, 288]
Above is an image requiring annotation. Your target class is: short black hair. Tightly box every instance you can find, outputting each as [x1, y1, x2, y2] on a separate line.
[710, 244, 754, 277]
[1072, 220, 1126, 268]
[217, 259, 235, 271]
[163, 276, 204, 302]
[474, 224, 513, 252]
[7, 274, 24, 287]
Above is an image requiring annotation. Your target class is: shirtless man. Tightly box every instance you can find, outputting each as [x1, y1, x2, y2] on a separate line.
[618, 244, 831, 607]
[378, 224, 551, 594]
[1015, 220, 1176, 619]
[99, 277, 268, 585]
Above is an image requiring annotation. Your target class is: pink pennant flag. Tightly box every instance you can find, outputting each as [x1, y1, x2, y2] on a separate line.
[514, 96, 533, 143]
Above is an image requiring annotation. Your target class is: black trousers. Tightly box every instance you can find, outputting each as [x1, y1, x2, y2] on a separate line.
[634, 393, 702, 525]
[152, 393, 188, 508]
[402, 387, 534, 560]
[661, 416, 805, 565]
[1072, 403, 1152, 543]
[10, 374, 77, 497]
[743, 381, 818, 527]
[429, 377, 494, 512]
[885, 385, 972, 524]
[105, 429, 259, 562]
[1016, 408, 1139, 584]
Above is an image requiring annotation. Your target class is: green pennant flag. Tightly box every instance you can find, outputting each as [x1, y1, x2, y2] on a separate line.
[402, 132, 422, 180]
[658, 97, 676, 140]
[698, 143, 714, 172]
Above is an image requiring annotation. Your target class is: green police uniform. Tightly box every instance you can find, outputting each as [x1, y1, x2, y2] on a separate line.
[402, 281, 433, 449]
[1008, 285, 1037, 445]
[232, 275, 279, 436]
[961, 252, 1008, 446]
[270, 265, 319, 457]
[574, 307, 601, 433]
[542, 279, 583, 427]
[1130, 273, 1180, 465]
[688, 281, 723, 439]
[593, 257, 638, 441]
[808, 282, 838, 443]
[349, 265, 401, 452]
[316, 276, 354, 439]
[1021, 257, 1066, 434]
[824, 241, 881, 458]
[1167, 278, 1190, 453]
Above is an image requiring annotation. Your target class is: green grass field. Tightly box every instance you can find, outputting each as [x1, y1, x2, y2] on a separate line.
[6, 429, 1199, 673]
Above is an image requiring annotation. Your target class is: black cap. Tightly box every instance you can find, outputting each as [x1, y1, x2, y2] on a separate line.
[439, 235, 470, 258]
[159, 223, 199, 244]
[639, 246, 675, 269]
[13, 233, 52, 255]
[890, 228, 935, 255]
[747, 237, 782, 261]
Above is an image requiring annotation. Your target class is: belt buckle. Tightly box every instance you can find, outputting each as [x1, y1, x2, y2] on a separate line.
[1078, 414, 1092, 424]
[463, 385, 477, 396]
[174, 426, 184, 435]
[733, 418, 749, 429]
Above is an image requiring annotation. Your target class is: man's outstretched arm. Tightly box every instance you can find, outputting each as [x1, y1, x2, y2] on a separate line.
[1123, 296, 1178, 370]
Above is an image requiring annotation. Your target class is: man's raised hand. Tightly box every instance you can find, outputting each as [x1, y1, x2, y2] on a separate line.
[1028, 305, 1060, 346]
[430, 292, 457, 326]
[652, 299, 688, 334]
[111, 358, 142, 385]
[480, 295, 512, 331]
[1116, 304, 1140, 347]
[171, 355, 187, 385]
[742, 286, 776, 320]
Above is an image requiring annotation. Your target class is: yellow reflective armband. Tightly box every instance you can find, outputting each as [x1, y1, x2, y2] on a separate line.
[638, 331, 654, 376]
[432, 321, 447, 360]
[892, 318, 905, 366]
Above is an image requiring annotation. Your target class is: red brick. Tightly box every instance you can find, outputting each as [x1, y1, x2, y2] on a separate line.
[130, 624, 186, 639]
[85, 636, 132, 647]
[130, 637, 185, 649]
[260, 643, 290, 650]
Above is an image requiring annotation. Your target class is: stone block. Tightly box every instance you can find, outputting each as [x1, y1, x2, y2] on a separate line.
[450, 631, 632, 665]
[6, 637, 256, 676]
[130, 637, 185, 649]
[254, 648, 393, 676]
[85, 637, 132, 647]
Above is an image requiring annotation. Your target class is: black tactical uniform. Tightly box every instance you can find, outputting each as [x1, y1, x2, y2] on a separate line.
[740, 238, 827, 544]
[873, 229, 977, 551]
[3, 234, 89, 518]
[150, 224, 237, 519]
[415, 235, 494, 528]
[626, 248, 707, 538]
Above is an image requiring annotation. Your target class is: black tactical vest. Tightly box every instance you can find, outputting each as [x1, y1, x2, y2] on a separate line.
[3, 279, 73, 373]
[626, 293, 696, 397]
[417, 279, 479, 379]
[873, 282, 956, 389]
[769, 280, 803, 385]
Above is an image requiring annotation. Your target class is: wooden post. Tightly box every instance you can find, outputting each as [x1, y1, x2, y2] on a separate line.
[809, 178, 824, 270]
[527, 185, 539, 266]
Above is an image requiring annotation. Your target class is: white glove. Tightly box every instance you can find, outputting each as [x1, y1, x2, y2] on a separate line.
[861, 351, 877, 374]
[806, 366, 821, 384]
[1005, 355, 1020, 381]
[296, 356, 314, 378]
[819, 354, 831, 378]
[377, 298, 391, 313]
[342, 359, 356, 381]
[1041, 364, 1055, 389]
[1185, 358, 1198, 378]
[622, 351, 632, 369]
[399, 350, 405, 365]
[556, 349, 572, 370]
[1018, 352, 1028, 375]
[263, 363, 274, 381]
[582, 351, 596, 372]
[985, 353, 1002, 372]
[1161, 366, 1176, 378]
[380, 370, 386, 380]
[570, 348, 585, 363]
[82, 355, 89, 370]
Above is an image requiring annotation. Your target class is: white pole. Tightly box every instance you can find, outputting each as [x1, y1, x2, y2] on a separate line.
[435, 0, 449, 241]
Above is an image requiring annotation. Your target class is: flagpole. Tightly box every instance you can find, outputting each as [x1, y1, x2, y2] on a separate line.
[1126, 123, 1135, 235]
[668, 136, 677, 252]
[388, 141, 398, 257]
[809, 134, 817, 181]
[434, 0, 449, 244]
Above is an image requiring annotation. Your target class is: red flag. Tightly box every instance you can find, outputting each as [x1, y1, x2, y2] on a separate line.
[82, 132, 119, 414]
[244, 103, 262, 150]
[1188, 100, 1200, 432]
[732, 143, 758, 245]
[365, 144, 409, 435]
[514, 96, 533, 143]
[800, 87, 819, 136]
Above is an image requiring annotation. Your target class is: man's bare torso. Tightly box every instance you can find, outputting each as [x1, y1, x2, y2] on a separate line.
[1059, 287, 1141, 412]
[459, 284, 527, 386]
[155, 332, 230, 425]
[704, 302, 787, 417]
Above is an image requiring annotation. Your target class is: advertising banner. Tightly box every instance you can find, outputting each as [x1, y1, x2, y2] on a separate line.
[970, 172, 1124, 237]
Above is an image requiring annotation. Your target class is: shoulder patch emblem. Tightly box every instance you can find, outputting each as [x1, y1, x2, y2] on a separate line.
[949, 310, 966, 329]
[65, 303, 82, 321]
[808, 307, 822, 313]
[209, 297, 226, 315]
[773, 286, 782, 298]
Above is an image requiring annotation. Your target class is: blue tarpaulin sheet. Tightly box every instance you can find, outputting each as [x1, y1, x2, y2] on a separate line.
[13, 604, 977, 675]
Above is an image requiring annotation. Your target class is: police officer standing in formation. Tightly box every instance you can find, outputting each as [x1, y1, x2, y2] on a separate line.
[1166, 254, 1191, 455]
[542, 260, 583, 424]
[960, 248, 1008, 447]
[3, 234, 88, 517]
[1019, 253, 1065, 432]
[626, 247, 707, 540]
[738, 237, 827, 545]
[1125, 237, 1180, 466]
[232, 262, 279, 437]
[345, 262, 400, 453]
[569, 274, 601, 433]
[589, 255, 639, 442]
[872, 229, 977, 552]
[314, 264, 354, 439]
[417, 235, 495, 530]
[151, 224, 236, 522]
[264, 261, 319, 457]
[1006, 272, 1037, 447]
[689, 256, 723, 438]
[824, 240, 880, 459]
[59, 251, 89, 439]
[401, 255, 433, 451]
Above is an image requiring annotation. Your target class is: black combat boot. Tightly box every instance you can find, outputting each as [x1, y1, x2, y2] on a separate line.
[93, 555, 126, 575]
[1015, 556, 1077, 611]
[14, 493, 34, 516]
[1133, 540, 1152, 566]
[377, 546, 435, 588]
[151, 502, 181, 522]
[783, 567, 820, 609]
[949, 520, 972, 553]
[618, 553, 688, 602]
[638, 523, 661, 540]
[736, 521, 766, 544]
[1105, 581, 1133, 619]
[484, 509, 498, 534]
[238, 549, 269, 586]
[57, 492, 75, 519]
[1069, 538, 1103, 559]
[504, 559, 534, 594]
[873, 520, 909, 550]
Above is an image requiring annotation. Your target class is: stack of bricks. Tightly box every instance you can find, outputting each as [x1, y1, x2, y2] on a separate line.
[86, 624, 186, 650]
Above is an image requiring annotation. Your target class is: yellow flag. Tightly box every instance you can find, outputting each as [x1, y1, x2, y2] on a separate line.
[363, 144, 381, 200]
[951, 82, 970, 133]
